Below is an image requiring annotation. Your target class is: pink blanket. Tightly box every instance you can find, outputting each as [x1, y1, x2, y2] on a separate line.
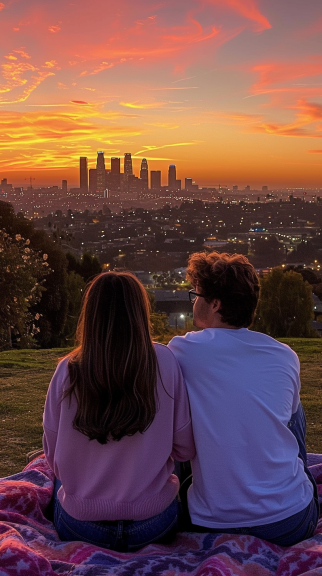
[1, 455, 322, 576]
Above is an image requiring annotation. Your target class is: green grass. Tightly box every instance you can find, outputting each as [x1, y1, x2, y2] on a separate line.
[0, 340, 322, 478]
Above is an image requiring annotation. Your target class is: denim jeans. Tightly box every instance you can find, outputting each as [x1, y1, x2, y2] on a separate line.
[179, 402, 319, 546]
[53, 479, 180, 552]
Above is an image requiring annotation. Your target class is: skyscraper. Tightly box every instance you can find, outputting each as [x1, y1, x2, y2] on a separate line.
[80, 157, 88, 192]
[168, 164, 176, 190]
[151, 170, 161, 190]
[110, 157, 121, 190]
[124, 153, 133, 181]
[140, 158, 148, 191]
[96, 151, 106, 193]
[62, 179, 67, 193]
[89, 169, 97, 193]
[111, 157, 120, 175]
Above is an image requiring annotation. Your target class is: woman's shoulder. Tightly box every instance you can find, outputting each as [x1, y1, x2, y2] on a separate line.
[55, 354, 71, 374]
[49, 355, 71, 392]
[153, 342, 179, 365]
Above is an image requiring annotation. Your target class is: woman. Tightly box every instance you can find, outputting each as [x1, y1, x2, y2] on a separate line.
[43, 271, 195, 552]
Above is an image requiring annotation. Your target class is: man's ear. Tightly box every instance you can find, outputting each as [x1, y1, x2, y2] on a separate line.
[212, 299, 221, 313]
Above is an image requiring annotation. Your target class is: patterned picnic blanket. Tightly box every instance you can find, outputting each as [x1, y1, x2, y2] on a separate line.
[1, 455, 322, 576]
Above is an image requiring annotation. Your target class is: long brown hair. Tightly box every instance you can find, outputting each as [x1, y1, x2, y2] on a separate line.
[64, 272, 158, 444]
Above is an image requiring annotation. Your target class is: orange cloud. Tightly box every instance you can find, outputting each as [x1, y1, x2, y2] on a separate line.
[0, 3, 4, 11]
[147, 122, 179, 129]
[251, 58, 322, 95]
[0, 108, 144, 170]
[133, 142, 199, 156]
[0, 51, 61, 103]
[13, 49, 31, 59]
[79, 62, 116, 77]
[48, 25, 61, 33]
[42, 60, 59, 69]
[250, 99, 322, 138]
[255, 124, 322, 138]
[308, 150, 322, 153]
[119, 101, 166, 109]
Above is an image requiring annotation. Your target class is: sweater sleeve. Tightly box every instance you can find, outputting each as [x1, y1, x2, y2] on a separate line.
[42, 358, 69, 474]
[168, 348, 196, 462]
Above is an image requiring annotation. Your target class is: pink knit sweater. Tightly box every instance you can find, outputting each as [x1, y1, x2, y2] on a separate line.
[43, 343, 195, 521]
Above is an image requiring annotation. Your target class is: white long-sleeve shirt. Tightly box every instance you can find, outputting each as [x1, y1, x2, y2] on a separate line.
[168, 328, 313, 529]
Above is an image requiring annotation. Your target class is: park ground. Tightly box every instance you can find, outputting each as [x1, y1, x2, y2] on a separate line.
[0, 339, 322, 478]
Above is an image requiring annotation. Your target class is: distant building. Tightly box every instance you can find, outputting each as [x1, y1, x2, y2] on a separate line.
[152, 290, 192, 328]
[0, 178, 12, 194]
[124, 153, 133, 182]
[62, 179, 67, 193]
[140, 158, 148, 191]
[168, 165, 176, 190]
[110, 157, 121, 190]
[89, 168, 97, 192]
[96, 151, 106, 194]
[185, 178, 193, 190]
[151, 170, 161, 190]
[80, 157, 88, 192]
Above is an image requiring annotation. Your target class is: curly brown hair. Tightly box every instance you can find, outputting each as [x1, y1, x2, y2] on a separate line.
[187, 252, 260, 327]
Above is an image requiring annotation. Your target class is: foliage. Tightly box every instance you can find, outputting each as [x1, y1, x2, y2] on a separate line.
[29, 229, 69, 348]
[250, 236, 284, 267]
[0, 230, 50, 349]
[152, 271, 186, 288]
[66, 251, 102, 282]
[252, 267, 315, 338]
[0, 201, 71, 348]
[61, 271, 85, 346]
[284, 265, 321, 286]
[150, 312, 172, 341]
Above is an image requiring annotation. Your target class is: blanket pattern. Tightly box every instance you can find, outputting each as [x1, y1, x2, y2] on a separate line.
[1, 455, 322, 576]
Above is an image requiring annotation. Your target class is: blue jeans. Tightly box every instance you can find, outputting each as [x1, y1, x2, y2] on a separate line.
[181, 403, 319, 546]
[53, 479, 180, 552]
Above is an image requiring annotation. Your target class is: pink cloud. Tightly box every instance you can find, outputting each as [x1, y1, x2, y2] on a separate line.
[48, 25, 61, 33]
[206, 0, 271, 32]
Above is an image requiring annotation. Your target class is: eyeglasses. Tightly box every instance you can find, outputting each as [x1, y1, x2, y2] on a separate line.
[188, 290, 207, 304]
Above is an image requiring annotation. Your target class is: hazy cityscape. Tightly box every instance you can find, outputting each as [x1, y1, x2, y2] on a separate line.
[2, 151, 322, 284]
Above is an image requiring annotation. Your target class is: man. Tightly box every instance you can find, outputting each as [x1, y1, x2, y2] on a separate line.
[168, 251, 318, 546]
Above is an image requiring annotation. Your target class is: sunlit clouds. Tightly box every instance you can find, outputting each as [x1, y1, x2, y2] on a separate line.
[0, 0, 321, 186]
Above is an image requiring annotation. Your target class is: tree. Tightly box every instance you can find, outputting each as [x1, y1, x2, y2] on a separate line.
[61, 271, 85, 346]
[0, 202, 70, 348]
[0, 230, 50, 349]
[66, 251, 102, 282]
[29, 229, 69, 348]
[252, 267, 315, 337]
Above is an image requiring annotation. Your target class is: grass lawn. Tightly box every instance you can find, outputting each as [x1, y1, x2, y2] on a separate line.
[0, 339, 322, 478]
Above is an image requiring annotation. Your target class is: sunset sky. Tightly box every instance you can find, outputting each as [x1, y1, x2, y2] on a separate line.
[0, 0, 322, 188]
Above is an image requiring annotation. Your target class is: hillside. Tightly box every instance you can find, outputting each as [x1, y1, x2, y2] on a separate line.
[1, 339, 322, 478]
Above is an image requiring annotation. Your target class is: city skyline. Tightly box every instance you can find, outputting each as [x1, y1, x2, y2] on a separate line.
[0, 1, 321, 188]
